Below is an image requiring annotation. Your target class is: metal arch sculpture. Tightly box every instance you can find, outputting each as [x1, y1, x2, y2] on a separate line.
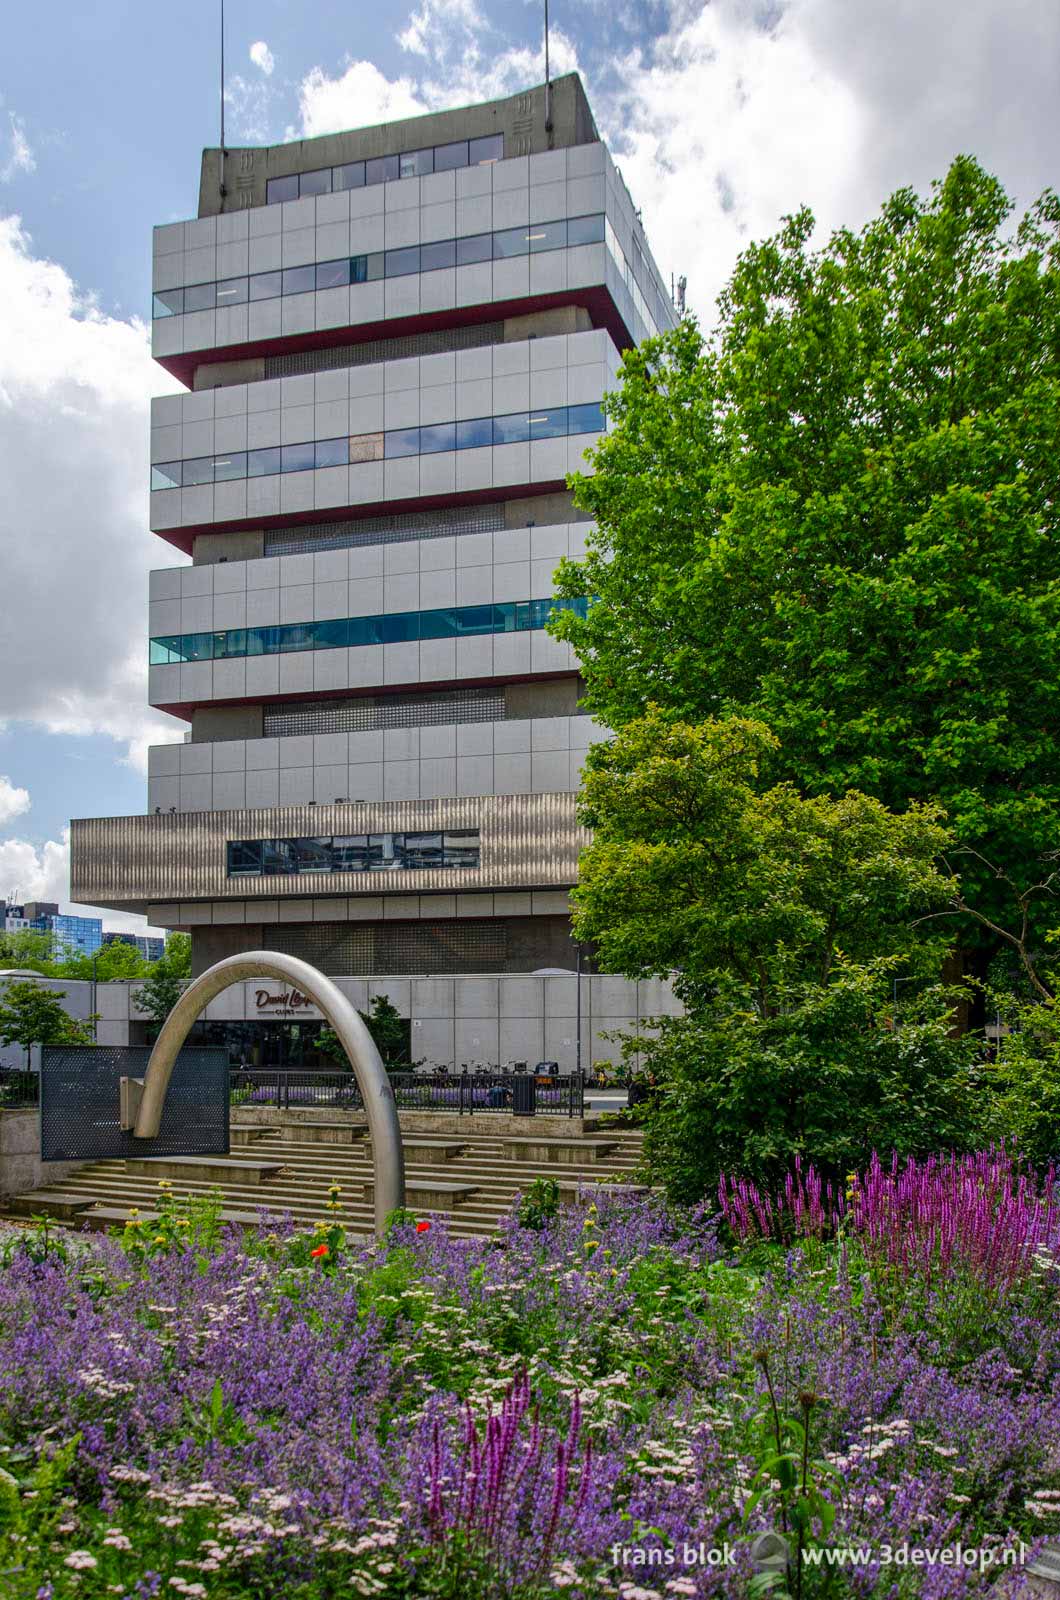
[119, 952, 405, 1237]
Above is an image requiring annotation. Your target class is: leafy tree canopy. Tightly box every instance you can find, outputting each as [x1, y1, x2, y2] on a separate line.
[0, 981, 95, 1069]
[552, 157, 1060, 935]
[134, 935, 191, 1027]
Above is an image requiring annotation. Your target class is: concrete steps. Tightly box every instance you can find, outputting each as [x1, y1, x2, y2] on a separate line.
[4, 1121, 646, 1241]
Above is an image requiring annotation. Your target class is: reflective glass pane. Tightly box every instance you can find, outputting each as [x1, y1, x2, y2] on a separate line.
[152, 288, 184, 318]
[149, 637, 178, 665]
[419, 422, 456, 455]
[213, 452, 247, 482]
[528, 407, 567, 439]
[315, 437, 348, 469]
[333, 161, 365, 191]
[567, 213, 605, 246]
[378, 612, 419, 644]
[262, 839, 297, 874]
[527, 219, 567, 253]
[365, 154, 399, 185]
[469, 134, 503, 165]
[299, 168, 332, 197]
[493, 227, 530, 260]
[151, 461, 182, 491]
[495, 601, 519, 632]
[384, 427, 420, 459]
[182, 457, 215, 486]
[402, 832, 443, 868]
[281, 442, 316, 474]
[216, 276, 249, 304]
[266, 175, 299, 204]
[453, 604, 496, 636]
[183, 282, 216, 313]
[493, 412, 531, 445]
[455, 416, 492, 450]
[420, 238, 455, 272]
[245, 626, 281, 656]
[228, 840, 263, 876]
[456, 233, 491, 266]
[568, 401, 606, 434]
[250, 271, 283, 301]
[350, 255, 370, 284]
[279, 622, 316, 653]
[316, 258, 350, 290]
[419, 607, 457, 640]
[349, 433, 384, 464]
[367, 832, 398, 869]
[443, 830, 480, 867]
[292, 835, 332, 870]
[213, 629, 246, 659]
[315, 618, 349, 651]
[332, 835, 368, 871]
[434, 140, 468, 172]
[385, 246, 420, 278]
[247, 447, 282, 477]
[282, 266, 315, 297]
[399, 148, 433, 178]
[183, 632, 214, 662]
[365, 253, 385, 281]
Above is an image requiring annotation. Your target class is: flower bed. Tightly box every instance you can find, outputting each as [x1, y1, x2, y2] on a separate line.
[0, 1161, 1058, 1597]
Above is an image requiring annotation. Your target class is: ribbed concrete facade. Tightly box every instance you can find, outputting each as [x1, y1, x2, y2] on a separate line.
[70, 76, 681, 1068]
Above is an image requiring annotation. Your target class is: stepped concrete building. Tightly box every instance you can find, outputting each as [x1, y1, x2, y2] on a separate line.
[71, 76, 680, 1071]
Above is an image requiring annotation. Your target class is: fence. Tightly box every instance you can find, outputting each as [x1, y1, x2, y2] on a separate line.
[0, 1068, 39, 1111]
[230, 1068, 584, 1118]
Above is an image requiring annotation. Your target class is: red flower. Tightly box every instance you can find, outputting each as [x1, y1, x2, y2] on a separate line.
[416, 1221, 431, 1234]
[311, 1243, 330, 1258]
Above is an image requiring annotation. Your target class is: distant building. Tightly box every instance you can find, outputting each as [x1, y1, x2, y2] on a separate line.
[3, 903, 103, 958]
[102, 931, 166, 963]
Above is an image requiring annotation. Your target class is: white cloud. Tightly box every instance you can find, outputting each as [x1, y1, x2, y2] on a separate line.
[249, 40, 275, 76]
[295, 61, 428, 141]
[0, 214, 183, 774]
[0, 827, 163, 937]
[1, 113, 35, 183]
[0, 776, 30, 826]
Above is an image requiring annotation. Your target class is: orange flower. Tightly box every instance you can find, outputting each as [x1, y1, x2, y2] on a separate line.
[416, 1221, 431, 1234]
[311, 1243, 330, 1258]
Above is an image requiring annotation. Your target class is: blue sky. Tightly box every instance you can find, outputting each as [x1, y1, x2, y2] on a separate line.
[1, 0, 1058, 930]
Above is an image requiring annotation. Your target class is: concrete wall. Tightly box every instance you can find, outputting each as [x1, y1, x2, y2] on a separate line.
[0, 1109, 85, 1199]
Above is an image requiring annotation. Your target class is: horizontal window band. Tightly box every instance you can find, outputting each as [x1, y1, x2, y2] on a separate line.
[150, 405, 604, 490]
[150, 595, 588, 665]
[228, 829, 481, 878]
[264, 134, 503, 205]
[152, 215, 607, 319]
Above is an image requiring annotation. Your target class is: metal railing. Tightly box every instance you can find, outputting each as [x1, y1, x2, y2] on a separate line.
[0, 1068, 40, 1110]
[229, 1068, 584, 1118]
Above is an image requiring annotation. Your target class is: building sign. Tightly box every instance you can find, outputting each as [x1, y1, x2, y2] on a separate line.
[254, 988, 315, 1012]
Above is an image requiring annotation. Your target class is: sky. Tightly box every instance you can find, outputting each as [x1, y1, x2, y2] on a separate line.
[1, 0, 1058, 935]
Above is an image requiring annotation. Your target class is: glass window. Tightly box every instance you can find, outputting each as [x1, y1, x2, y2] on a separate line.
[365, 154, 399, 186]
[149, 637, 179, 665]
[443, 830, 480, 867]
[350, 255, 370, 285]
[349, 433, 384, 464]
[528, 407, 567, 439]
[493, 412, 531, 445]
[469, 134, 503, 166]
[402, 832, 443, 868]
[434, 140, 468, 172]
[216, 276, 249, 304]
[365, 253, 385, 281]
[378, 612, 420, 644]
[385, 246, 420, 278]
[419, 422, 456, 455]
[567, 213, 605, 246]
[228, 840, 263, 876]
[183, 631, 214, 662]
[213, 629, 246, 659]
[315, 437, 348, 469]
[333, 161, 365, 191]
[266, 175, 299, 205]
[493, 226, 530, 260]
[262, 838, 297, 874]
[299, 168, 332, 198]
[385, 427, 420, 459]
[247, 447, 282, 478]
[151, 461, 182, 492]
[399, 148, 433, 178]
[495, 601, 520, 632]
[152, 288, 184, 318]
[332, 835, 368, 871]
[292, 836, 333, 871]
[281, 441, 316, 474]
[212, 453, 247, 482]
[455, 416, 492, 450]
[367, 833, 398, 870]
[183, 281, 216, 313]
[527, 219, 567, 253]
[315, 618, 349, 651]
[316, 259, 350, 290]
[279, 622, 316, 653]
[568, 401, 606, 435]
[182, 457, 215, 487]
[245, 626, 281, 657]
[250, 270, 283, 301]
[418, 607, 456, 640]
[456, 233, 491, 266]
[281, 265, 315, 297]
[453, 604, 496, 636]
[420, 238, 455, 272]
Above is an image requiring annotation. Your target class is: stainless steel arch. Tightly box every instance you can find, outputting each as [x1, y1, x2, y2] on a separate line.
[122, 952, 405, 1237]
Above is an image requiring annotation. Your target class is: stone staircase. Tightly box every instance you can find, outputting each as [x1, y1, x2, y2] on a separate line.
[4, 1116, 647, 1241]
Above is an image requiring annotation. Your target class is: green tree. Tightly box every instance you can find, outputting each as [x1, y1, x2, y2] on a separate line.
[573, 712, 979, 1197]
[552, 157, 1060, 954]
[318, 995, 412, 1068]
[0, 982, 96, 1070]
[0, 930, 57, 974]
[134, 936, 190, 1027]
[56, 941, 147, 981]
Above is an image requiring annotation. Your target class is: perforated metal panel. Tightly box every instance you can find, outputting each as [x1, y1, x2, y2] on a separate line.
[266, 920, 507, 975]
[40, 1046, 229, 1162]
[264, 503, 505, 558]
[265, 321, 503, 379]
[263, 688, 505, 738]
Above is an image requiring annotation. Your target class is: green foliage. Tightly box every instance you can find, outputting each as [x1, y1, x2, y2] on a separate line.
[980, 997, 1060, 1169]
[55, 941, 146, 981]
[133, 936, 189, 1026]
[0, 981, 95, 1068]
[319, 994, 412, 1067]
[517, 1177, 562, 1231]
[0, 929, 57, 973]
[116, 1183, 226, 1264]
[552, 157, 1060, 939]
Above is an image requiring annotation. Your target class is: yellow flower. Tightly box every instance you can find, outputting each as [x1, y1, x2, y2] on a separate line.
[584, 1239, 600, 1254]
[153, 1236, 166, 1246]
